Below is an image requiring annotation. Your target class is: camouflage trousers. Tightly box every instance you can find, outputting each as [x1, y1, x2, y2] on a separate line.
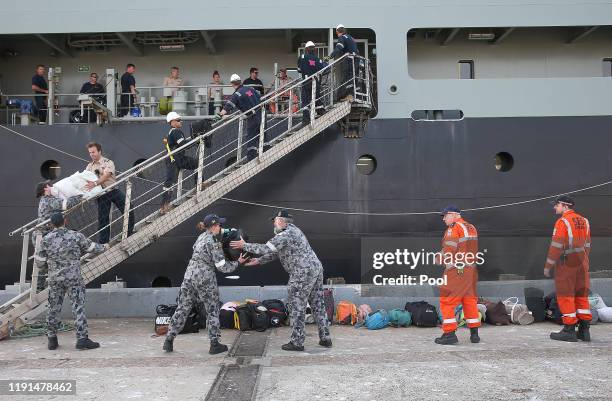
[167, 276, 221, 341]
[47, 280, 88, 339]
[287, 269, 331, 347]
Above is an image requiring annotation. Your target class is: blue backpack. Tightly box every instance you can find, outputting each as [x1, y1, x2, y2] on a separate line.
[364, 309, 390, 330]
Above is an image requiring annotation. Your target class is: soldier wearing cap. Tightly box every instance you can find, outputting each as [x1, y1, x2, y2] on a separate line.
[230, 210, 332, 351]
[36, 212, 106, 351]
[435, 205, 481, 345]
[545, 196, 593, 342]
[298, 41, 327, 124]
[33, 182, 83, 290]
[163, 214, 249, 354]
[216, 73, 263, 161]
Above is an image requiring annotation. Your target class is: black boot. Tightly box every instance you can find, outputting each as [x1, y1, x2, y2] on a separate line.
[209, 339, 228, 355]
[470, 328, 481, 344]
[577, 320, 591, 342]
[163, 337, 174, 352]
[319, 338, 333, 348]
[76, 337, 100, 350]
[435, 331, 458, 345]
[47, 336, 58, 350]
[281, 342, 304, 352]
[550, 324, 577, 342]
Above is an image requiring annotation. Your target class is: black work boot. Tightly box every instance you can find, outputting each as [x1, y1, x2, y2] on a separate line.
[550, 324, 577, 342]
[435, 331, 459, 345]
[319, 338, 333, 348]
[163, 336, 174, 352]
[76, 337, 100, 350]
[470, 328, 481, 344]
[47, 336, 58, 350]
[281, 342, 305, 352]
[577, 320, 591, 342]
[209, 339, 228, 355]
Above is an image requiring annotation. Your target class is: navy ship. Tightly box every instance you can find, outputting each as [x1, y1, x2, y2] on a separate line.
[1, 2, 612, 289]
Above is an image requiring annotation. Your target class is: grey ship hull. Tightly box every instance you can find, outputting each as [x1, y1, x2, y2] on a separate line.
[1, 116, 611, 287]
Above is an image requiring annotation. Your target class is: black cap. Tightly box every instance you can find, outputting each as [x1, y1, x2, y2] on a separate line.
[551, 195, 574, 207]
[203, 214, 226, 228]
[270, 210, 293, 221]
[35, 181, 50, 198]
[50, 212, 65, 227]
[440, 205, 461, 216]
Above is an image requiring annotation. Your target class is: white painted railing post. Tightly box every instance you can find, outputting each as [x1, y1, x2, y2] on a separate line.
[197, 138, 204, 200]
[310, 78, 316, 128]
[121, 180, 132, 241]
[287, 89, 293, 131]
[19, 232, 30, 293]
[258, 107, 266, 159]
[237, 116, 244, 162]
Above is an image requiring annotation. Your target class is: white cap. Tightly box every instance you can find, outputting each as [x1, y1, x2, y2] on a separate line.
[230, 73, 241, 83]
[305, 41, 315, 48]
[166, 111, 181, 123]
[336, 24, 345, 30]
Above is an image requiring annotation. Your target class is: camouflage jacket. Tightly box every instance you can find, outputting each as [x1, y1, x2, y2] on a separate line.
[243, 224, 323, 277]
[36, 227, 104, 283]
[184, 231, 238, 282]
[36, 195, 82, 236]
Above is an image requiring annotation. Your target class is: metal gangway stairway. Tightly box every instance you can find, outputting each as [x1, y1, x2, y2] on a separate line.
[0, 54, 373, 339]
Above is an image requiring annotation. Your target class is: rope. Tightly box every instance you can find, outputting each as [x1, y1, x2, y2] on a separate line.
[0, 124, 90, 162]
[220, 178, 612, 216]
[11, 322, 74, 338]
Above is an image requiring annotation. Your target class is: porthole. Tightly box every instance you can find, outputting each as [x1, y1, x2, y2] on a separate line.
[388, 84, 398, 95]
[40, 160, 61, 180]
[495, 152, 514, 172]
[357, 155, 377, 175]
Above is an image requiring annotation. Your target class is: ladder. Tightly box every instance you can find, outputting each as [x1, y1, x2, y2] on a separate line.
[1, 54, 373, 339]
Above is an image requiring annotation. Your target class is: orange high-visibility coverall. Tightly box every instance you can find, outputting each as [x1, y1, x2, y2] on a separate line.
[545, 210, 592, 325]
[439, 218, 480, 333]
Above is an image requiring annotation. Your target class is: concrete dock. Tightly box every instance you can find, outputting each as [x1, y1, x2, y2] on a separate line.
[0, 318, 611, 401]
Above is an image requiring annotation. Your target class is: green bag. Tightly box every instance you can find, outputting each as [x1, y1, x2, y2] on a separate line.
[388, 308, 411, 327]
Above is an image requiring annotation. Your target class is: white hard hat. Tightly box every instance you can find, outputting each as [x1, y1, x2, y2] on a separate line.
[166, 111, 181, 123]
[305, 41, 315, 48]
[230, 73, 241, 83]
[336, 24, 345, 30]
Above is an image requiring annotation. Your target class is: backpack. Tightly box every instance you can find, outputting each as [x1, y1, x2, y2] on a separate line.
[220, 302, 239, 329]
[524, 287, 547, 322]
[544, 292, 563, 325]
[485, 301, 511, 326]
[357, 304, 373, 325]
[364, 310, 390, 330]
[154, 304, 200, 335]
[405, 301, 439, 327]
[262, 299, 288, 327]
[234, 304, 252, 331]
[248, 302, 269, 332]
[388, 308, 412, 327]
[336, 301, 358, 325]
[323, 288, 335, 324]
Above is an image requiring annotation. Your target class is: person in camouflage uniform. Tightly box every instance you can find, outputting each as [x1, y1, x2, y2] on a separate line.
[36, 213, 105, 351]
[34, 182, 82, 290]
[163, 214, 248, 355]
[231, 210, 332, 351]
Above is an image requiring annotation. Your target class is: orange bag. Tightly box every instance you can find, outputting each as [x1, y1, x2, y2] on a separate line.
[335, 301, 358, 325]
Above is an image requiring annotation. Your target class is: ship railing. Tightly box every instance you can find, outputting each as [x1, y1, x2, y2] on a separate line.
[0, 81, 289, 125]
[8, 53, 371, 294]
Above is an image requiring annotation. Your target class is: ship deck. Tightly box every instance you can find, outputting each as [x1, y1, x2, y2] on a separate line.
[1, 318, 611, 401]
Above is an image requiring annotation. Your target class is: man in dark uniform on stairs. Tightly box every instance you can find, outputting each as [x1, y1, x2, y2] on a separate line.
[326, 24, 359, 101]
[216, 74, 262, 161]
[298, 41, 327, 125]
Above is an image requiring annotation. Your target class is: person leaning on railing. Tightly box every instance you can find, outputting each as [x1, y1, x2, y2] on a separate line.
[84, 142, 134, 243]
[163, 66, 183, 97]
[80, 72, 106, 122]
